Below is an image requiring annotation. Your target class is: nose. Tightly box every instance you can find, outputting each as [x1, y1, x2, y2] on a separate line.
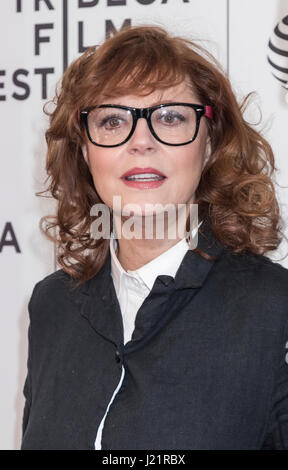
[127, 117, 156, 154]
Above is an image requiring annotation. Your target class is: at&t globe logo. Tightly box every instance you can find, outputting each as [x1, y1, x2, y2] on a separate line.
[267, 15, 288, 103]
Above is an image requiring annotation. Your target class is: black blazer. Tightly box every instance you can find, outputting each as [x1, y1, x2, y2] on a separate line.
[21, 219, 288, 449]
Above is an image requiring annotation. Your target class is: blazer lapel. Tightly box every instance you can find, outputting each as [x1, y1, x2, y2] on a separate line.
[75, 217, 225, 347]
[78, 250, 124, 347]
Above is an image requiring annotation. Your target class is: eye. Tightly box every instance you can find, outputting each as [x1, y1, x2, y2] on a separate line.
[164, 113, 176, 123]
[155, 110, 186, 126]
[100, 115, 124, 129]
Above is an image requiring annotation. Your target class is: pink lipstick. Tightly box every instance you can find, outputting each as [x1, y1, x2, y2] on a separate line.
[121, 167, 167, 189]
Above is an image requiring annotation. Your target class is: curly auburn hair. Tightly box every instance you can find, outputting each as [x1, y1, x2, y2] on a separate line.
[39, 25, 285, 285]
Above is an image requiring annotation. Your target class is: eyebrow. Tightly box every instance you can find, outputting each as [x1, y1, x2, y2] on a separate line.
[104, 99, 192, 107]
[149, 99, 179, 106]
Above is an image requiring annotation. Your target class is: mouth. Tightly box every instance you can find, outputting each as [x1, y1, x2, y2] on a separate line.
[120, 167, 167, 190]
[121, 167, 167, 182]
[124, 173, 166, 182]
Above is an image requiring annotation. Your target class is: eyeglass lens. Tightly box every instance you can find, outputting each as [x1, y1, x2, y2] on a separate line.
[87, 105, 198, 146]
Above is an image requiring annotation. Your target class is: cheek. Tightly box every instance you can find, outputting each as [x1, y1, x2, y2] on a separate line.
[88, 148, 117, 181]
[87, 150, 117, 203]
[89, 153, 108, 173]
[177, 145, 205, 178]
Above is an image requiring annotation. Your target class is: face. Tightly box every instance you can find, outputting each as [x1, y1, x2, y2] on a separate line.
[82, 80, 211, 218]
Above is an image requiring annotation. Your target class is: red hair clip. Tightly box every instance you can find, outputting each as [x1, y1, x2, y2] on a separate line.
[204, 105, 213, 120]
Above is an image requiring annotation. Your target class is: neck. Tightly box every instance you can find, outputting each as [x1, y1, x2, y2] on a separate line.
[115, 236, 183, 272]
[112, 208, 191, 271]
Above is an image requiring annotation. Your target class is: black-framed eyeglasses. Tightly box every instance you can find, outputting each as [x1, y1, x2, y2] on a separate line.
[80, 102, 213, 147]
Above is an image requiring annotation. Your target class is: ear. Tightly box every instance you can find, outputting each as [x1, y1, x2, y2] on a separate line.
[81, 143, 90, 168]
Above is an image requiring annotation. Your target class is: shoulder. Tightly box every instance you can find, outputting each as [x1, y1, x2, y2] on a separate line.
[218, 249, 288, 332]
[29, 269, 76, 308]
[27, 268, 88, 327]
[221, 249, 288, 295]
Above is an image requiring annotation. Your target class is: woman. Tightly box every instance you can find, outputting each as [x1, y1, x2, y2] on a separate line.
[21, 25, 288, 450]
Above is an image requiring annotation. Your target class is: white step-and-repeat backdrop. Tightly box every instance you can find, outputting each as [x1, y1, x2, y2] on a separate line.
[0, 0, 288, 450]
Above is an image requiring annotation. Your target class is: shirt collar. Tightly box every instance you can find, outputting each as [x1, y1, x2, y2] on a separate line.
[110, 221, 203, 295]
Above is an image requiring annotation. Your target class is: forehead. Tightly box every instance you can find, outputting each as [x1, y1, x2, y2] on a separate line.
[100, 80, 199, 107]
